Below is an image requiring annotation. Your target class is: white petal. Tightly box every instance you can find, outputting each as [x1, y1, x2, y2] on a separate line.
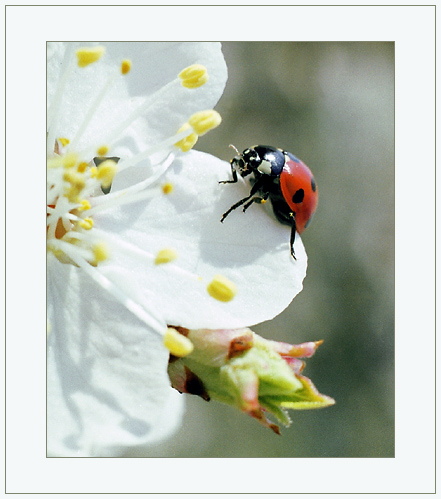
[47, 254, 184, 456]
[104, 41, 227, 111]
[96, 150, 307, 329]
[107, 41, 227, 161]
[47, 42, 227, 158]
[47, 42, 129, 152]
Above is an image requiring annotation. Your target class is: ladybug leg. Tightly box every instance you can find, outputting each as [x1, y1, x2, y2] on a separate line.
[242, 191, 270, 213]
[219, 164, 238, 184]
[220, 178, 264, 222]
[290, 214, 297, 260]
[221, 194, 254, 222]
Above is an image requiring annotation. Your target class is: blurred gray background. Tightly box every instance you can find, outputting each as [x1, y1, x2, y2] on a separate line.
[139, 42, 394, 458]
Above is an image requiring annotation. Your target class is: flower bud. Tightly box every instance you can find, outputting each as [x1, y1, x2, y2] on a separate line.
[168, 327, 334, 434]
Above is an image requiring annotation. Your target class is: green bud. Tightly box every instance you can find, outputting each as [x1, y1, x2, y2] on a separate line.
[167, 327, 334, 434]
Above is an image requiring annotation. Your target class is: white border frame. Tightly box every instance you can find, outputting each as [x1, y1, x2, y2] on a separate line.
[5, 3, 436, 494]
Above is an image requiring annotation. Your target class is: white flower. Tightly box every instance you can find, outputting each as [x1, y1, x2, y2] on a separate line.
[47, 42, 308, 456]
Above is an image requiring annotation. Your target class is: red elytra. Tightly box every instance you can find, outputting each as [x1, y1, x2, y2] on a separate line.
[280, 156, 318, 234]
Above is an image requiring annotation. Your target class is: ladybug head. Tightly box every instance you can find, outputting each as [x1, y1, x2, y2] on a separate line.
[229, 144, 260, 178]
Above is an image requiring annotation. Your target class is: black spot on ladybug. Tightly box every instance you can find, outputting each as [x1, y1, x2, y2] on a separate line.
[292, 188, 305, 204]
[311, 176, 317, 192]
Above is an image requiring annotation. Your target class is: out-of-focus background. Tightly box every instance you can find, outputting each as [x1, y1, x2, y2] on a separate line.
[141, 42, 395, 458]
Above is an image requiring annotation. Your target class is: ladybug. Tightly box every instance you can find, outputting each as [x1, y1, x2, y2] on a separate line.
[220, 145, 318, 259]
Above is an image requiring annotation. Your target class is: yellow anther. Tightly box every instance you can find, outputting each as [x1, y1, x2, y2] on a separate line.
[179, 64, 209, 89]
[65, 189, 83, 203]
[63, 171, 85, 189]
[207, 274, 237, 302]
[79, 218, 94, 230]
[93, 242, 109, 263]
[62, 152, 78, 169]
[90, 166, 98, 178]
[121, 59, 131, 75]
[77, 162, 88, 173]
[261, 199, 267, 204]
[188, 110, 222, 136]
[78, 199, 91, 211]
[58, 137, 70, 147]
[162, 182, 174, 195]
[96, 159, 117, 189]
[76, 46, 106, 68]
[96, 145, 109, 156]
[63, 171, 86, 202]
[164, 328, 194, 357]
[155, 248, 178, 265]
[175, 123, 198, 152]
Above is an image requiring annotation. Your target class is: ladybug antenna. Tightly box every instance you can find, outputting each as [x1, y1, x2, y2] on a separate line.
[229, 144, 240, 156]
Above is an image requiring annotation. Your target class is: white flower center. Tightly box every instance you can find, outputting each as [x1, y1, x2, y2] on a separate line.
[47, 152, 114, 258]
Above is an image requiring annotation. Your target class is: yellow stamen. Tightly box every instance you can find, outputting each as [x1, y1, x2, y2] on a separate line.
[97, 145, 109, 156]
[79, 218, 94, 230]
[155, 248, 178, 265]
[62, 153, 78, 169]
[188, 110, 222, 136]
[93, 242, 109, 263]
[164, 328, 194, 357]
[179, 64, 209, 89]
[96, 159, 117, 188]
[63, 171, 86, 202]
[121, 59, 132, 75]
[77, 162, 88, 173]
[162, 182, 174, 194]
[63, 171, 85, 189]
[65, 189, 84, 203]
[78, 200, 91, 211]
[58, 137, 70, 147]
[76, 46, 106, 68]
[207, 274, 237, 302]
[175, 123, 198, 152]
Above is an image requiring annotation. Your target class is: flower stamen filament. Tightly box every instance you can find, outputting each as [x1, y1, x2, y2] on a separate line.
[51, 239, 167, 336]
[68, 62, 128, 152]
[93, 64, 210, 152]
